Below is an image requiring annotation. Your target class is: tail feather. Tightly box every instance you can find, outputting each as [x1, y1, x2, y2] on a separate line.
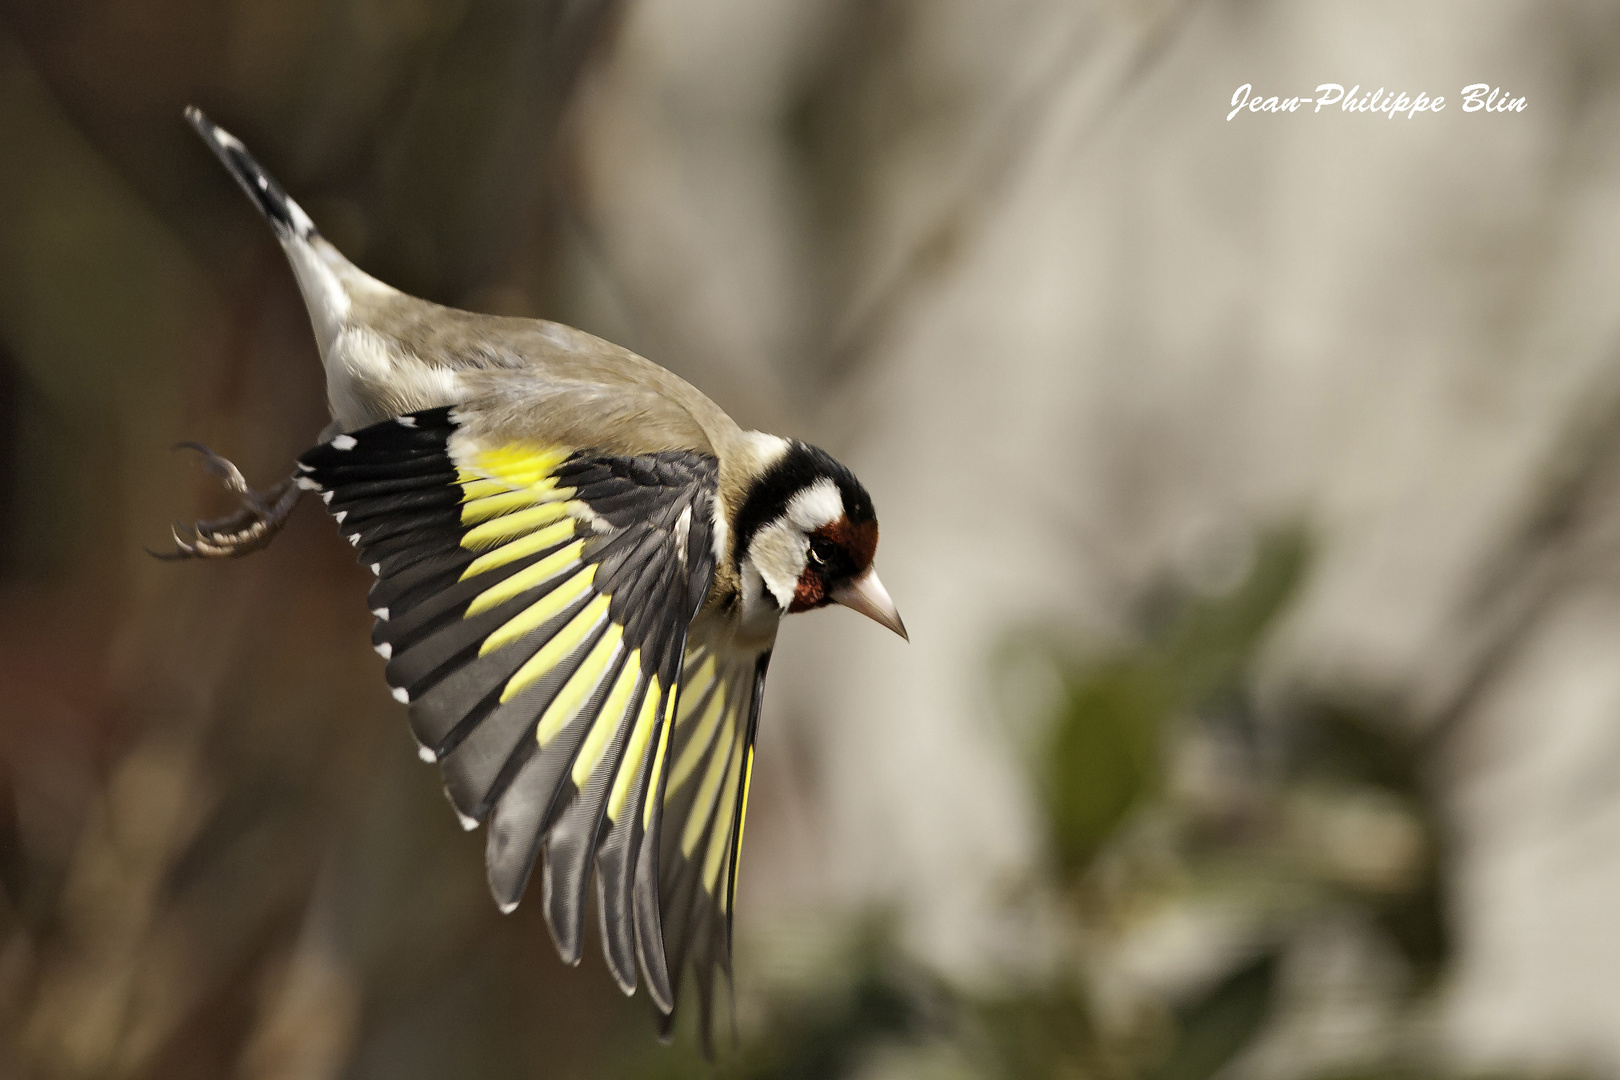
[186, 107, 318, 243]
[185, 106, 376, 366]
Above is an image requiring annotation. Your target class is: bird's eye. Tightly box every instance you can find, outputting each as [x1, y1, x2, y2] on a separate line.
[808, 537, 832, 567]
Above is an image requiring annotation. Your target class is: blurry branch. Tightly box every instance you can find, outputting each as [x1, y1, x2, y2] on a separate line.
[1418, 362, 1620, 756]
[819, 0, 1209, 387]
[19, 729, 217, 1078]
[562, 0, 1211, 436]
[232, 857, 358, 1080]
[548, 0, 632, 93]
[0, 5, 639, 1079]
[367, 0, 631, 301]
[556, 50, 796, 433]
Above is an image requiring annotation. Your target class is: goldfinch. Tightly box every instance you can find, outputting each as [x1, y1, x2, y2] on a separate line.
[164, 108, 906, 1046]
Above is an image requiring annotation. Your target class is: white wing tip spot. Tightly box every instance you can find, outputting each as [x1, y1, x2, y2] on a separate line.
[674, 505, 692, 567]
[321, 491, 334, 504]
[391, 686, 409, 704]
[331, 434, 358, 451]
[498, 899, 519, 915]
[369, 563, 382, 577]
[417, 744, 436, 763]
[456, 810, 478, 832]
[373, 607, 390, 621]
[295, 477, 321, 491]
[373, 641, 392, 659]
[334, 510, 347, 525]
[347, 533, 361, 547]
[396, 415, 417, 428]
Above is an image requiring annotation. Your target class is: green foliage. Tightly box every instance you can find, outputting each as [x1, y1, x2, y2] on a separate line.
[974, 980, 1101, 1080]
[1149, 952, 1278, 1080]
[1041, 532, 1309, 879]
[612, 527, 1475, 1080]
[1044, 657, 1170, 877]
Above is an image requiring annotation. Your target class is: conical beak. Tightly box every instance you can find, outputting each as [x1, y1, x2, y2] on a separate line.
[831, 569, 908, 641]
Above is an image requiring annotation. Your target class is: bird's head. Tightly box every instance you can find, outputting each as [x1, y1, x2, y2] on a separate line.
[733, 441, 906, 640]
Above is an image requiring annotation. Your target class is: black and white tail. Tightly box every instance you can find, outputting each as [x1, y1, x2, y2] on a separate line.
[186, 107, 319, 243]
[185, 106, 396, 375]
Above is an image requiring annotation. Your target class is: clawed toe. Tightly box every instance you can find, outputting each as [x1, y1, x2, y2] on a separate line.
[173, 442, 282, 516]
[153, 448, 305, 560]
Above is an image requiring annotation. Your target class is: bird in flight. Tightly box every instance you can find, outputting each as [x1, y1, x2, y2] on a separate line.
[163, 107, 907, 1049]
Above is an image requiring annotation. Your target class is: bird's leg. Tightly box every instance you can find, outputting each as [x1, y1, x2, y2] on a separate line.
[152, 443, 307, 560]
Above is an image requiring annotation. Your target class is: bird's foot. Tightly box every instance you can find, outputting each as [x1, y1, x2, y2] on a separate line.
[151, 443, 305, 560]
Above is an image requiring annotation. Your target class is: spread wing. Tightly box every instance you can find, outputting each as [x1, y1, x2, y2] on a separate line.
[295, 405, 720, 1010]
[655, 640, 770, 1052]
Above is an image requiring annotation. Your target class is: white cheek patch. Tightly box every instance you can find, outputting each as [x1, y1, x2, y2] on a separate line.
[748, 521, 809, 609]
[741, 476, 848, 611]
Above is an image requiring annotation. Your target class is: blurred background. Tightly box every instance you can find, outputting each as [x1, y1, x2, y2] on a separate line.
[2, 0, 1619, 1077]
